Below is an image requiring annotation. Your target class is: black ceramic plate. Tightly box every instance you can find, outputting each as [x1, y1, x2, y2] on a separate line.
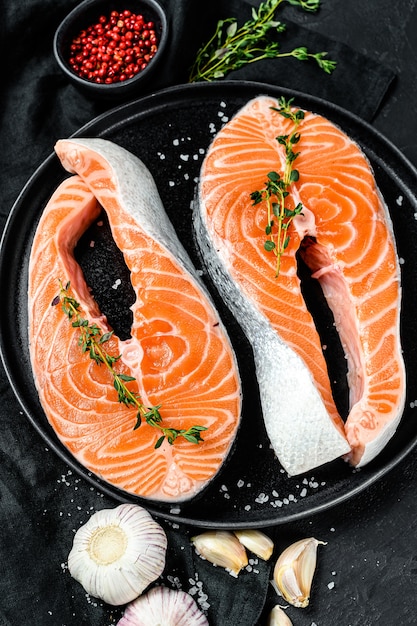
[1, 81, 417, 529]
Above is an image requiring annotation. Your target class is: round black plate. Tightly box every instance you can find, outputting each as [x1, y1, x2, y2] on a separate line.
[1, 81, 417, 528]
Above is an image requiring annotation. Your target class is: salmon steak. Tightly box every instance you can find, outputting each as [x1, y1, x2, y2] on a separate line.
[195, 95, 406, 475]
[28, 138, 241, 502]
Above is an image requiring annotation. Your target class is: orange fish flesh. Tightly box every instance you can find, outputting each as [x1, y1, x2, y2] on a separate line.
[195, 95, 405, 474]
[28, 138, 241, 502]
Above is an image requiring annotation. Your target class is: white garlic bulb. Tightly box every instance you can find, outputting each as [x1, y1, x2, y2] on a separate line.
[68, 503, 167, 605]
[191, 530, 248, 575]
[273, 537, 326, 608]
[117, 586, 209, 625]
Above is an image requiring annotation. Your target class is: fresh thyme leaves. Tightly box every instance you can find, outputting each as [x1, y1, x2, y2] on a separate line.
[250, 97, 305, 278]
[188, 0, 336, 82]
[52, 281, 207, 448]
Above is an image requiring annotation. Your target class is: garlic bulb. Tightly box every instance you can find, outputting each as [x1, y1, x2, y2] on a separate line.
[267, 605, 293, 626]
[273, 537, 326, 608]
[233, 529, 274, 560]
[68, 503, 167, 605]
[117, 586, 209, 625]
[191, 530, 248, 575]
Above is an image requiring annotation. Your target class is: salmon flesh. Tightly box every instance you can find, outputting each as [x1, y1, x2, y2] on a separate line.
[195, 95, 406, 475]
[28, 138, 241, 502]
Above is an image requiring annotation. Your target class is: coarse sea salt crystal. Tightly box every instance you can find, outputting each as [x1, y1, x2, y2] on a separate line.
[255, 492, 269, 504]
[396, 195, 403, 206]
[167, 575, 182, 589]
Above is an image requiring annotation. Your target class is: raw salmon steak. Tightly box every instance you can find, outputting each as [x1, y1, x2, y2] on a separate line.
[28, 138, 241, 502]
[195, 95, 405, 475]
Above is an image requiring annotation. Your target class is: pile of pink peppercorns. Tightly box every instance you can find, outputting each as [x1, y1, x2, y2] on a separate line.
[68, 9, 159, 84]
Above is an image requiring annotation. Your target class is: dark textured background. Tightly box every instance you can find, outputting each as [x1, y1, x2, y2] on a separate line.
[1, 1, 417, 624]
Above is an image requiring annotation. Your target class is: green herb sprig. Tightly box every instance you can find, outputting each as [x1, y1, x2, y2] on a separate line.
[52, 281, 207, 449]
[189, 0, 336, 83]
[250, 97, 305, 278]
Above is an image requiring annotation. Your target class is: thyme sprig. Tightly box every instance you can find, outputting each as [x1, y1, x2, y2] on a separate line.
[250, 97, 305, 278]
[189, 0, 336, 82]
[52, 281, 207, 449]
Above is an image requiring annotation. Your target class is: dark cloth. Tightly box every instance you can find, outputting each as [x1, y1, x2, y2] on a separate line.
[0, 1, 396, 625]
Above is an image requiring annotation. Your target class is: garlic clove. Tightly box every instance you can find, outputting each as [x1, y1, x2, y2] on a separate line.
[233, 529, 274, 561]
[191, 530, 248, 575]
[68, 503, 167, 606]
[273, 537, 326, 608]
[117, 586, 209, 626]
[267, 605, 294, 626]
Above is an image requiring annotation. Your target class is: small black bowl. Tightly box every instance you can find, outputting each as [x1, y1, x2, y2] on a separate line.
[53, 0, 169, 100]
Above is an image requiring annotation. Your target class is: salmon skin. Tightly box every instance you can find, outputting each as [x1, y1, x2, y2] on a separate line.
[28, 138, 241, 503]
[195, 95, 406, 475]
